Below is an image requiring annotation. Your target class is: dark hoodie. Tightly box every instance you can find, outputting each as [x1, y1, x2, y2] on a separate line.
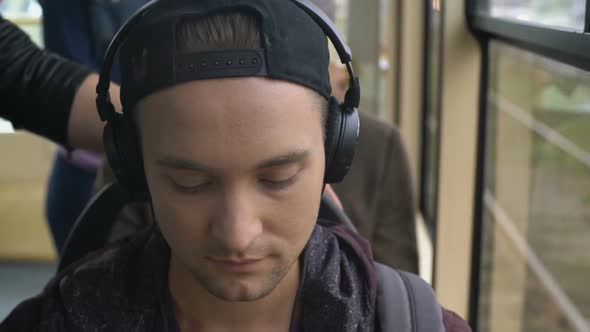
[0, 222, 470, 332]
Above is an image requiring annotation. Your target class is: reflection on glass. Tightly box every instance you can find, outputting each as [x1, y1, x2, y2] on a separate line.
[0, 0, 41, 18]
[485, 0, 585, 31]
[478, 41, 590, 332]
[0, 4, 43, 47]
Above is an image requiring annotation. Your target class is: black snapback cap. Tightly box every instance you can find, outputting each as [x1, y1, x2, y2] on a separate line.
[119, 0, 332, 109]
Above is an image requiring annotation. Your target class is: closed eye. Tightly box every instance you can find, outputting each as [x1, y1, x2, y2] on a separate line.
[168, 176, 212, 194]
[173, 182, 211, 194]
[260, 172, 300, 191]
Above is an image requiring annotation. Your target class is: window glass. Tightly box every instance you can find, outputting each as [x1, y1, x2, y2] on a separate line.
[0, 0, 42, 18]
[482, 0, 586, 31]
[0, 0, 43, 133]
[478, 41, 590, 331]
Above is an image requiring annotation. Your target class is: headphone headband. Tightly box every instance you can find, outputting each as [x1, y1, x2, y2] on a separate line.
[96, 0, 159, 121]
[292, 0, 360, 109]
[98, 0, 360, 192]
[291, 0, 351, 62]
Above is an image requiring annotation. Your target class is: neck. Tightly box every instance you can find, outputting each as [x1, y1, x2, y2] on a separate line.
[168, 254, 301, 332]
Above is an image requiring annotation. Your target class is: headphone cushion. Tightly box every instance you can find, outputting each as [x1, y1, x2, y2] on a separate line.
[324, 96, 343, 182]
[323, 96, 359, 184]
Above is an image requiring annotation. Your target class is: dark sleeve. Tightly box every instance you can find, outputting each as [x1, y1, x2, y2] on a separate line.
[0, 14, 92, 147]
[442, 308, 473, 332]
[0, 296, 44, 332]
[0, 285, 72, 332]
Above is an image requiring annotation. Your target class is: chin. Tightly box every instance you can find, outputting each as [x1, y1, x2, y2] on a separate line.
[203, 277, 277, 302]
[195, 260, 292, 302]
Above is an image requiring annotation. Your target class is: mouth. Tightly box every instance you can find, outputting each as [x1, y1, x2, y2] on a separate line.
[206, 257, 265, 273]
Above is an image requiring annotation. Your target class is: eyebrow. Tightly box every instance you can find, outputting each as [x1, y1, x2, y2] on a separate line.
[157, 149, 310, 172]
[256, 150, 310, 169]
[157, 157, 212, 173]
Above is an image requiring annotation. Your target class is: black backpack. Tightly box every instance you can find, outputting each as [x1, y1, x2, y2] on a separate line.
[60, 184, 445, 332]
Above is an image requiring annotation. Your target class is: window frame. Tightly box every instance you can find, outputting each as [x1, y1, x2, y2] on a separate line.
[420, 0, 445, 243]
[466, 0, 590, 328]
[469, 1, 590, 71]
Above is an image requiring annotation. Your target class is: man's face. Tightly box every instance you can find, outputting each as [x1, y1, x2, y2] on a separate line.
[137, 78, 325, 302]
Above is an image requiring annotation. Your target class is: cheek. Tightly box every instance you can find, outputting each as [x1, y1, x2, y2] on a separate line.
[264, 164, 324, 250]
[271, 197, 320, 251]
[153, 195, 204, 239]
[144, 167, 211, 251]
[152, 195, 216, 267]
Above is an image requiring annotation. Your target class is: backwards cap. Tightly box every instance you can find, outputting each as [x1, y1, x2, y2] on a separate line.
[119, 0, 332, 109]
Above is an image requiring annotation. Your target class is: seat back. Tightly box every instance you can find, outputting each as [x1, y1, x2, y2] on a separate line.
[58, 182, 130, 271]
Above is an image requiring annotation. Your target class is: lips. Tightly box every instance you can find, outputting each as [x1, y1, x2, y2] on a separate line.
[207, 257, 264, 273]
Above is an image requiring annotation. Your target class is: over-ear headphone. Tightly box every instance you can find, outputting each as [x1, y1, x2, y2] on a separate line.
[96, 0, 360, 199]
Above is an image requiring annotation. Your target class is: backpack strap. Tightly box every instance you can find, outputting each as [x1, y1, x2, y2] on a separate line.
[317, 193, 444, 331]
[374, 262, 445, 332]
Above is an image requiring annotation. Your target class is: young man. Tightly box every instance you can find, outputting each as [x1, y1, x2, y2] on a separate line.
[40, 0, 148, 253]
[1, 1, 470, 331]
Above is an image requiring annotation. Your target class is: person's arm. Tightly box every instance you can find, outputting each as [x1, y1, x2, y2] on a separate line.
[68, 73, 120, 152]
[0, 15, 118, 152]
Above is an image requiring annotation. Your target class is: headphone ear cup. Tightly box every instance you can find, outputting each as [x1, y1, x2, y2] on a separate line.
[323, 96, 360, 184]
[103, 113, 149, 199]
[103, 116, 123, 184]
[324, 96, 342, 182]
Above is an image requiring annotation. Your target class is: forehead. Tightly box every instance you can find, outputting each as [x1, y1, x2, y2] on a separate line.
[137, 77, 321, 131]
[138, 76, 318, 112]
[136, 77, 324, 167]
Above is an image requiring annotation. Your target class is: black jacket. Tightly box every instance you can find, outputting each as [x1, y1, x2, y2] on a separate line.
[0, 15, 91, 147]
[0, 221, 471, 332]
[1, 223, 377, 332]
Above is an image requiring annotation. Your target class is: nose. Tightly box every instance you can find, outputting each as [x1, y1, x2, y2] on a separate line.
[210, 185, 263, 255]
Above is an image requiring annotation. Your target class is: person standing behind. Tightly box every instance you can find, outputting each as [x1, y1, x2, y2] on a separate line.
[316, 0, 419, 273]
[38, 0, 147, 253]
